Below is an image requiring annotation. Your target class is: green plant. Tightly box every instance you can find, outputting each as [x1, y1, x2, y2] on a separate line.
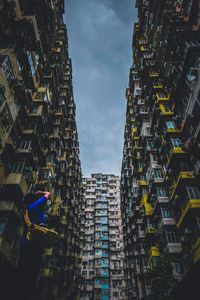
[151, 254, 177, 300]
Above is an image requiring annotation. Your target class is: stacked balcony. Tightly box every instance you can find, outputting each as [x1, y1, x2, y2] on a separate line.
[121, 0, 200, 299]
[0, 1, 83, 299]
[81, 174, 126, 300]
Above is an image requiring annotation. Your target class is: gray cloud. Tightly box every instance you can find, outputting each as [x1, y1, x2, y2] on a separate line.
[65, 0, 136, 176]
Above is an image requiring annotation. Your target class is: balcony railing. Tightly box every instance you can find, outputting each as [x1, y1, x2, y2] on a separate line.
[137, 180, 148, 186]
[3, 172, 29, 196]
[141, 195, 153, 216]
[159, 104, 174, 116]
[192, 238, 200, 264]
[167, 242, 183, 253]
[148, 246, 160, 266]
[145, 226, 156, 236]
[176, 197, 200, 229]
[170, 171, 195, 202]
[156, 91, 171, 102]
[0, 201, 20, 217]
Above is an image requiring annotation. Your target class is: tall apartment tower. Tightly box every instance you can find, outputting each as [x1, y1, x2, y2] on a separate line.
[0, 1, 83, 299]
[121, 1, 200, 299]
[81, 174, 126, 300]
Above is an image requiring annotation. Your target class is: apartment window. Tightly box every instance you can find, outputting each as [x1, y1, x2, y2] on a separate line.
[27, 51, 36, 76]
[0, 55, 14, 83]
[101, 278, 109, 284]
[161, 208, 173, 218]
[102, 290, 109, 296]
[140, 174, 146, 180]
[102, 268, 108, 274]
[133, 187, 138, 195]
[146, 139, 154, 148]
[166, 121, 175, 129]
[173, 262, 184, 274]
[149, 154, 157, 164]
[171, 138, 182, 148]
[153, 169, 163, 178]
[140, 107, 148, 113]
[19, 139, 32, 150]
[146, 127, 151, 135]
[40, 169, 51, 180]
[31, 106, 39, 114]
[12, 160, 25, 173]
[163, 105, 172, 112]
[102, 225, 108, 231]
[102, 241, 108, 246]
[141, 188, 148, 196]
[136, 151, 140, 159]
[157, 187, 167, 197]
[47, 153, 54, 163]
[166, 231, 179, 243]
[187, 186, 200, 199]
[0, 219, 7, 234]
[102, 250, 109, 256]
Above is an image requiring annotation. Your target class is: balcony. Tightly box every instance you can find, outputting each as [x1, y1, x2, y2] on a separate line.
[156, 91, 171, 103]
[141, 195, 153, 216]
[167, 242, 182, 253]
[28, 105, 43, 117]
[137, 180, 148, 186]
[149, 71, 159, 77]
[94, 283, 101, 289]
[36, 167, 54, 185]
[166, 139, 187, 166]
[148, 246, 160, 266]
[132, 127, 138, 138]
[17, 139, 35, 158]
[152, 175, 165, 184]
[170, 171, 195, 202]
[192, 238, 200, 264]
[0, 201, 20, 217]
[159, 104, 174, 116]
[157, 196, 169, 204]
[145, 226, 156, 236]
[85, 285, 93, 292]
[161, 217, 176, 226]
[165, 120, 183, 135]
[176, 197, 200, 229]
[153, 84, 163, 90]
[2, 172, 29, 197]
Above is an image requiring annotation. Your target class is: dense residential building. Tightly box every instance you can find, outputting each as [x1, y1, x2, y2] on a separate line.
[0, 1, 82, 299]
[81, 174, 126, 300]
[121, 0, 200, 299]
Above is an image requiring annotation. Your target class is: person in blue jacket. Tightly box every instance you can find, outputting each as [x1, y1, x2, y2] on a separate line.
[17, 191, 56, 298]
[24, 190, 51, 227]
[23, 191, 58, 244]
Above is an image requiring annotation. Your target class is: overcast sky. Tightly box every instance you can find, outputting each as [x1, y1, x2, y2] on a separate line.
[64, 0, 136, 177]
